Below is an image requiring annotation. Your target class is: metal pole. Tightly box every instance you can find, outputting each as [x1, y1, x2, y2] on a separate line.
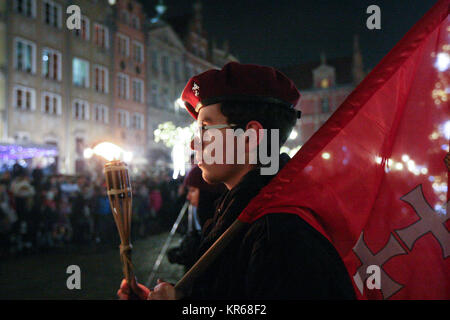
[145, 201, 189, 287]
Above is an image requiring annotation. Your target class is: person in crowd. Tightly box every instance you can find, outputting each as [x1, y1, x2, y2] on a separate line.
[168, 166, 225, 271]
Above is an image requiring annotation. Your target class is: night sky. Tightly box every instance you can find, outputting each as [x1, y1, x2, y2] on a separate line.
[140, 0, 438, 71]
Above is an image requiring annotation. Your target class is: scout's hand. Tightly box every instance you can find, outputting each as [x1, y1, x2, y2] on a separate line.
[117, 278, 150, 300]
[147, 279, 177, 300]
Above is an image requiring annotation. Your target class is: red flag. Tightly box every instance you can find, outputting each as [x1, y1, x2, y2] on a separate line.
[239, 0, 449, 299]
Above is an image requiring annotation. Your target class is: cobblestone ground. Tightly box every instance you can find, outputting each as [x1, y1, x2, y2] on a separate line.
[0, 232, 185, 300]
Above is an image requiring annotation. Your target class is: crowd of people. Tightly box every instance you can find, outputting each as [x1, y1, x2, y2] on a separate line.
[0, 163, 186, 259]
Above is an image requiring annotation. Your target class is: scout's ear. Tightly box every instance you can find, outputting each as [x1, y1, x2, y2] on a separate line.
[244, 121, 264, 153]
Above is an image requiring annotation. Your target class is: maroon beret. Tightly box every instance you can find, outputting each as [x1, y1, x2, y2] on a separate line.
[181, 62, 301, 120]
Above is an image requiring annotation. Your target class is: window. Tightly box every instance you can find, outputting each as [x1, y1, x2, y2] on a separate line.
[72, 58, 89, 88]
[162, 55, 169, 77]
[74, 15, 90, 41]
[94, 104, 108, 124]
[117, 73, 129, 99]
[43, 0, 61, 28]
[132, 113, 144, 130]
[121, 10, 130, 24]
[41, 92, 61, 115]
[151, 83, 158, 107]
[72, 99, 89, 120]
[94, 23, 109, 49]
[14, 38, 36, 74]
[42, 48, 61, 81]
[117, 109, 129, 128]
[14, 0, 36, 18]
[118, 34, 129, 57]
[173, 60, 181, 82]
[13, 85, 35, 111]
[321, 97, 330, 113]
[94, 65, 108, 93]
[186, 63, 193, 81]
[132, 41, 144, 64]
[131, 15, 140, 29]
[132, 78, 144, 103]
[151, 51, 158, 73]
[14, 132, 31, 143]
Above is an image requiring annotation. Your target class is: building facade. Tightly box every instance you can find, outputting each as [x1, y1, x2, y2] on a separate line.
[0, 0, 237, 174]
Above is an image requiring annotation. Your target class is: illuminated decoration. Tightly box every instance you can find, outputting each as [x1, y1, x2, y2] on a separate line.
[172, 143, 185, 179]
[289, 129, 298, 140]
[442, 120, 450, 140]
[322, 152, 331, 160]
[434, 52, 450, 72]
[154, 121, 196, 179]
[85, 142, 133, 162]
[154, 121, 196, 148]
[108, 0, 116, 5]
[0, 143, 58, 161]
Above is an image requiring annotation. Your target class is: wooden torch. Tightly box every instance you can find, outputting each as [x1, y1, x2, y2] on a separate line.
[104, 160, 135, 286]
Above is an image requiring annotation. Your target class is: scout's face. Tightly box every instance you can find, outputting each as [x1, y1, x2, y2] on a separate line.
[190, 103, 247, 185]
[186, 186, 200, 207]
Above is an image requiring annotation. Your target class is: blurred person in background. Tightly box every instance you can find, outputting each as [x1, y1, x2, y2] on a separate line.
[168, 166, 225, 271]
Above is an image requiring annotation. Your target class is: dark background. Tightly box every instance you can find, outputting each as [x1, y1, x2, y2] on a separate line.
[140, 0, 437, 69]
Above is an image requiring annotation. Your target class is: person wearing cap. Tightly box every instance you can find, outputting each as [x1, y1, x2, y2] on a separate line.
[167, 166, 225, 271]
[118, 62, 355, 300]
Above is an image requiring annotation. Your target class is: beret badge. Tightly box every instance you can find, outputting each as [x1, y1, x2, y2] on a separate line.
[192, 82, 200, 97]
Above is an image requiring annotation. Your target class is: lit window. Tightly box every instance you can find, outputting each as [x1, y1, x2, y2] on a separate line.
[94, 23, 109, 49]
[132, 78, 144, 103]
[72, 99, 89, 120]
[14, 37, 36, 74]
[43, 0, 61, 28]
[42, 92, 61, 115]
[94, 65, 108, 93]
[321, 78, 329, 88]
[72, 58, 89, 88]
[13, 85, 35, 111]
[117, 73, 129, 99]
[74, 15, 90, 41]
[42, 48, 61, 81]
